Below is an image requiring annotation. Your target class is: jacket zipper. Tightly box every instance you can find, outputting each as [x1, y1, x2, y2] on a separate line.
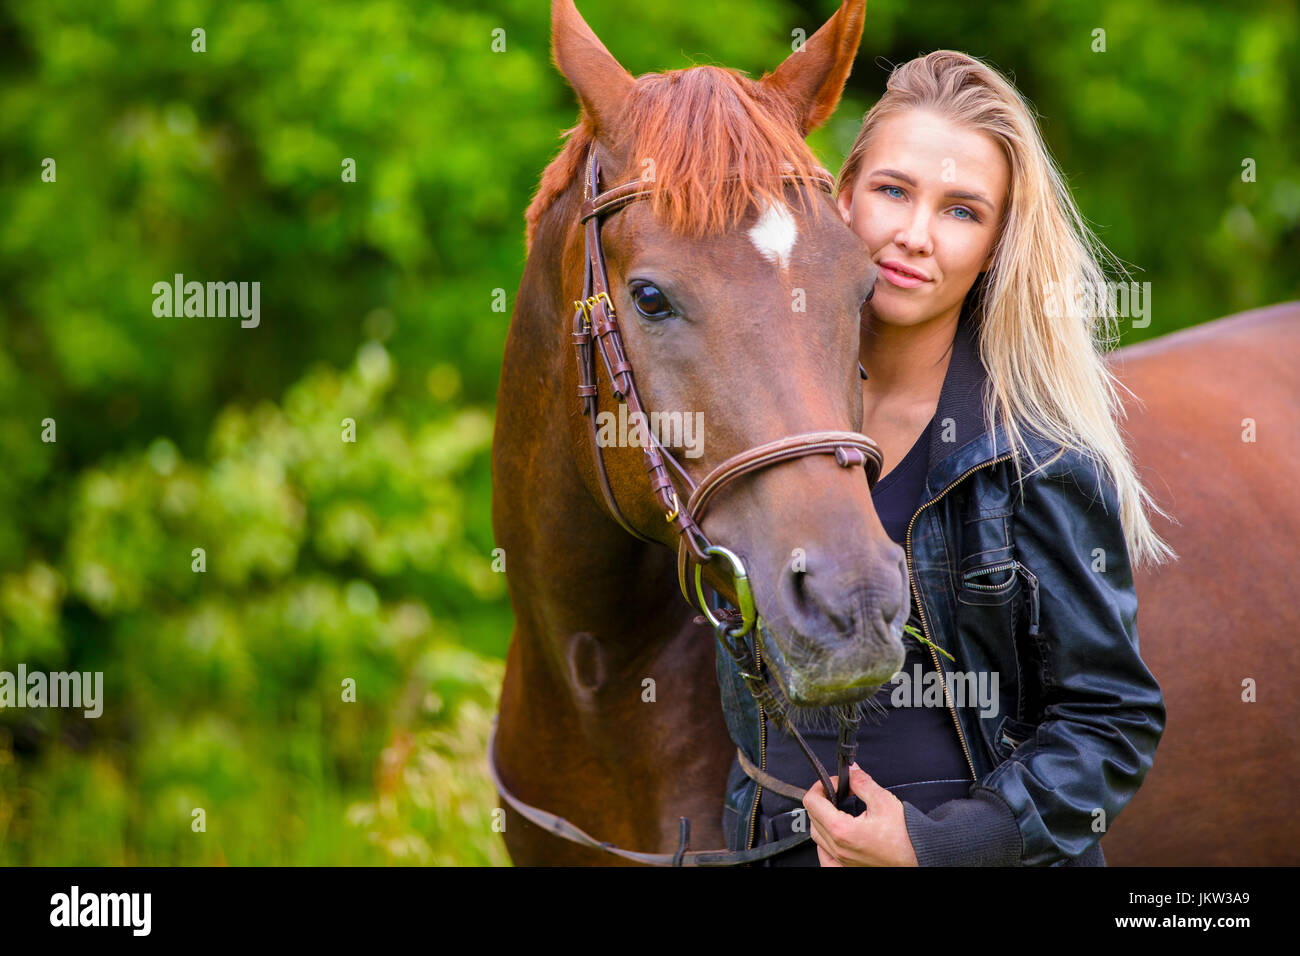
[961, 559, 1017, 588]
[745, 633, 765, 852]
[904, 452, 1014, 782]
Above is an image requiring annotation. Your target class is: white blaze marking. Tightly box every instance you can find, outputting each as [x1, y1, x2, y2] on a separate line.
[748, 199, 798, 270]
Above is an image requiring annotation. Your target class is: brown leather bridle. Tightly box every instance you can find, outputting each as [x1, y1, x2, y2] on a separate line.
[488, 142, 885, 866]
[569, 143, 884, 615]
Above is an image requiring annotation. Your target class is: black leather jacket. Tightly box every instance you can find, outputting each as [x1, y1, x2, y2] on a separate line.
[717, 315, 1167, 865]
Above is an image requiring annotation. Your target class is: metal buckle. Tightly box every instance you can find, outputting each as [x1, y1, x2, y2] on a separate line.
[572, 298, 591, 331]
[585, 291, 614, 319]
[569, 299, 590, 332]
[664, 491, 680, 523]
[695, 544, 757, 637]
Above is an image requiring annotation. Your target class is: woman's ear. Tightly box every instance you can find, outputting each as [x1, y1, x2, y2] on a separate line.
[836, 185, 853, 227]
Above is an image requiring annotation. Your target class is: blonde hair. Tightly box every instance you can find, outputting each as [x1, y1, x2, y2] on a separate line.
[837, 51, 1175, 569]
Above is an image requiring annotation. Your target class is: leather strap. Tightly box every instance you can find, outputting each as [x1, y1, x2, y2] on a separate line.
[711, 604, 861, 817]
[675, 430, 882, 609]
[487, 721, 811, 866]
[736, 746, 812, 802]
[575, 145, 715, 564]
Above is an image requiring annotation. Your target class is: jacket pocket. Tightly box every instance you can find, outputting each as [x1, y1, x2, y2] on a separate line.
[959, 557, 1042, 637]
[993, 715, 1039, 762]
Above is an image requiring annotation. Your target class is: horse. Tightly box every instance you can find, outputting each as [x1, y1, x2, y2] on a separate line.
[489, 0, 900, 865]
[1103, 300, 1300, 865]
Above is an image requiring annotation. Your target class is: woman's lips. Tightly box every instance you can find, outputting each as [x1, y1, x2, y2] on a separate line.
[879, 263, 928, 289]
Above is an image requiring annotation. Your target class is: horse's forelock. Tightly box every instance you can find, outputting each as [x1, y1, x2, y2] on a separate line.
[524, 66, 827, 250]
[621, 67, 827, 237]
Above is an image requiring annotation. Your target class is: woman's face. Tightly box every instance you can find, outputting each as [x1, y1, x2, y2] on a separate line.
[837, 108, 1009, 329]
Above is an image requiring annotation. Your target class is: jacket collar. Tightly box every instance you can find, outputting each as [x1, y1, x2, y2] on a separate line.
[921, 314, 1053, 494]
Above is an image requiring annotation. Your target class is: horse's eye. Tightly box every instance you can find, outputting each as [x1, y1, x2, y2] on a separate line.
[630, 282, 674, 320]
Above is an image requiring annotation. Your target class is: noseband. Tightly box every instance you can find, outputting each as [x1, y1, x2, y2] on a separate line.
[489, 143, 885, 866]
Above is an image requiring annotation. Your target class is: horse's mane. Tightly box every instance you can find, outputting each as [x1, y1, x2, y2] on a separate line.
[524, 65, 828, 251]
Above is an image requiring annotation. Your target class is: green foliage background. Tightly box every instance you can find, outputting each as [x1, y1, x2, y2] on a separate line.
[0, 0, 1295, 864]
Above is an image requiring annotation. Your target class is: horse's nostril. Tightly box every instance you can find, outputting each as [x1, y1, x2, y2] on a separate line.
[782, 554, 903, 641]
[790, 567, 808, 604]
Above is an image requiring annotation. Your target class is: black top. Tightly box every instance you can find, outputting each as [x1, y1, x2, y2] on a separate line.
[872, 414, 935, 546]
[753, 414, 973, 864]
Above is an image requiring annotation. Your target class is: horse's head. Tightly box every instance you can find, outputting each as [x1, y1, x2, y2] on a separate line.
[542, 0, 907, 709]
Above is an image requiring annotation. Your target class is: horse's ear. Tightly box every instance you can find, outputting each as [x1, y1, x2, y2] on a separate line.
[551, 0, 635, 139]
[759, 0, 867, 136]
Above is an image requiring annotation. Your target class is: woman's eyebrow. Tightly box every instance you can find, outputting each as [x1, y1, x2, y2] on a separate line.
[946, 189, 994, 210]
[868, 168, 995, 210]
[869, 167, 918, 185]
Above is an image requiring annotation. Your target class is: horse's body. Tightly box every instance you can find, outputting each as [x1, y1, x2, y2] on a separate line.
[1102, 300, 1300, 865]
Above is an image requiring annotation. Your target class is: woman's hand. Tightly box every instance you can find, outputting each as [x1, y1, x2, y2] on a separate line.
[802, 763, 920, 866]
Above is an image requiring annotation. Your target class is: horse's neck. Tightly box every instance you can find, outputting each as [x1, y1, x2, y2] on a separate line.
[492, 194, 734, 854]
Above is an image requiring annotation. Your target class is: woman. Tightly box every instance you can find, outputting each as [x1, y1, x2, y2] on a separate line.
[719, 50, 1175, 866]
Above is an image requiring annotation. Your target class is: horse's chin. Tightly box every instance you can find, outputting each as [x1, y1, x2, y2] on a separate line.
[756, 617, 903, 714]
[782, 694, 893, 734]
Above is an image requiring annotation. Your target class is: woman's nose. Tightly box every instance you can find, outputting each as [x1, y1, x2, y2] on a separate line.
[895, 212, 934, 255]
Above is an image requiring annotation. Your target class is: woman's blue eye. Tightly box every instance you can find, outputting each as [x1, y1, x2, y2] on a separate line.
[631, 282, 673, 319]
[876, 184, 980, 223]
